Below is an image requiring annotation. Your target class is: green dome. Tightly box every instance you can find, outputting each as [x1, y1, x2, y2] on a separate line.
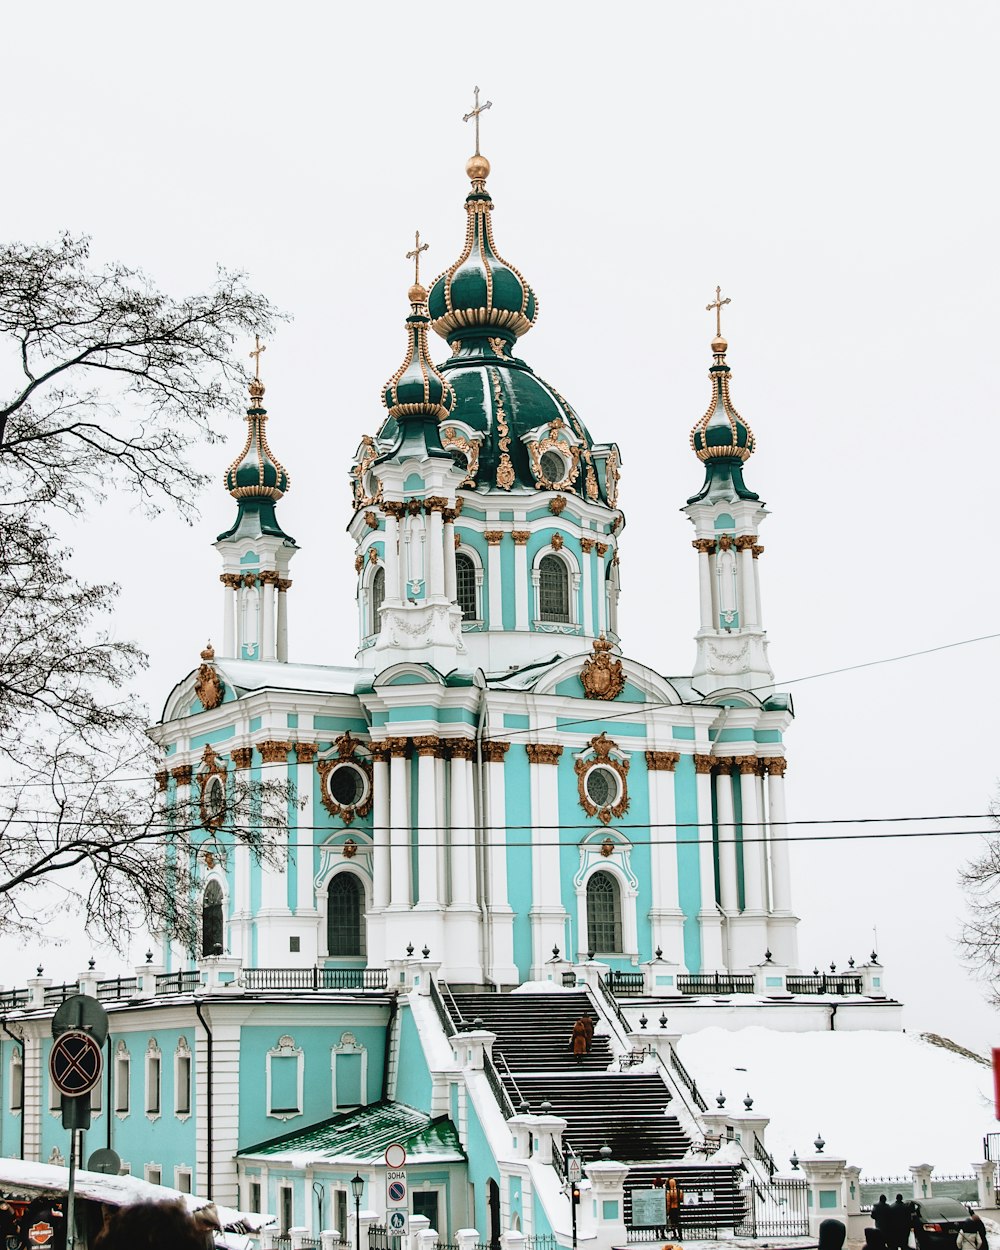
[382, 288, 455, 419]
[427, 157, 538, 343]
[225, 379, 290, 500]
[688, 335, 760, 504]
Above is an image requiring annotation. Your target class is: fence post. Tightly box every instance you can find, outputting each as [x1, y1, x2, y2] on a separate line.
[584, 1158, 630, 1250]
[290, 1227, 309, 1250]
[531, 1113, 568, 1165]
[972, 1160, 994, 1208]
[407, 1215, 431, 1250]
[507, 1113, 537, 1160]
[643, 953, 681, 997]
[321, 1231, 340, 1250]
[260, 1232, 276, 1250]
[455, 1230, 480, 1250]
[910, 1164, 933, 1200]
[799, 1156, 848, 1238]
[844, 1166, 862, 1215]
[416, 1226, 439, 1250]
[358, 1210, 378, 1250]
[500, 1231, 527, 1250]
[449, 1029, 496, 1071]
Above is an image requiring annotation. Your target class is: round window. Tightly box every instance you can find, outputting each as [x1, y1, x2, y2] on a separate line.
[540, 449, 567, 483]
[328, 763, 366, 808]
[202, 775, 225, 824]
[585, 766, 619, 808]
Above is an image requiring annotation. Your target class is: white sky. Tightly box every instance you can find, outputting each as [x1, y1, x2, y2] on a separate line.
[2, 2, 999, 1054]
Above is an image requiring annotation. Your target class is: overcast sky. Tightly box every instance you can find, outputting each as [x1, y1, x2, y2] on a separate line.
[3, 2, 998, 1055]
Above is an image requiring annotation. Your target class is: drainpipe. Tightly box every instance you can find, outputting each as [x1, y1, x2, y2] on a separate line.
[106, 1036, 112, 1148]
[194, 999, 213, 1198]
[1, 1017, 25, 1159]
[829, 1002, 838, 1031]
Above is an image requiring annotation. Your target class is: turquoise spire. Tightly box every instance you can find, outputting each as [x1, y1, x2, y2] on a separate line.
[377, 280, 456, 465]
[217, 363, 295, 542]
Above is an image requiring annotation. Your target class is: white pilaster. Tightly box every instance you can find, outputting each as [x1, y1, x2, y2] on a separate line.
[738, 538, 758, 628]
[261, 576, 276, 661]
[427, 505, 445, 599]
[486, 533, 503, 630]
[443, 514, 457, 602]
[695, 543, 714, 630]
[729, 756, 770, 969]
[383, 511, 401, 605]
[484, 742, 517, 985]
[715, 761, 739, 915]
[581, 540, 594, 637]
[645, 749, 685, 965]
[222, 578, 236, 657]
[372, 750, 391, 911]
[446, 740, 483, 984]
[527, 745, 566, 978]
[513, 533, 529, 631]
[276, 581, 290, 662]
[413, 740, 440, 907]
[765, 759, 798, 966]
[294, 744, 318, 960]
[388, 741, 411, 908]
[694, 756, 724, 971]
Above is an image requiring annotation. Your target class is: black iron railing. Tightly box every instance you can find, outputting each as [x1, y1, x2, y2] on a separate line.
[753, 1131, 776, 1179]
[785, 973, 862, 995]
[610, 969, 645, 996]
[561, 970, 578, 987]
[735, 1176, 809, 1237]
[483, 1049, 517, 1120]
[677, 973, 754, 995]
[241, 967, 389, 991]
[428, 976, 456, 1037]
[42, 983, 75, 1006]
[0, 989, 29, 1010]
[368, 1226, 389, 1250]
[596, 973, 633, 1035]
[96, 976, 138, 1002]
[154, 970, 202, 994]
[668, 1042, 708, 1111]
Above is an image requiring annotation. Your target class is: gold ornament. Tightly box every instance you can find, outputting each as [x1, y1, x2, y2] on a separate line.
[317, 732, 374, 826]
[194, 643, 224, 711]
[342, 838, 358, 859]
[580, 634, 625, 701]
[575, 733, 630, 826]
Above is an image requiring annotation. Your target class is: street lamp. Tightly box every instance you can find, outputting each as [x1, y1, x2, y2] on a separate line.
[351, 1173, 364, 1250]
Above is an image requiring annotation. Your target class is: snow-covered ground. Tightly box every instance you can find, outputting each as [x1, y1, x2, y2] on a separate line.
[677, 1027, 995, 1175]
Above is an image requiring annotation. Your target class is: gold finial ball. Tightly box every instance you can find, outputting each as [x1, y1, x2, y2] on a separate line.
[408, 281, 428, 305]
[466, 153, 491, 182]
[712, 334, 728, 355]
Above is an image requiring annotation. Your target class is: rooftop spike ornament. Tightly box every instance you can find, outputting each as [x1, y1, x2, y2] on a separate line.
[463, 85, 492, 158]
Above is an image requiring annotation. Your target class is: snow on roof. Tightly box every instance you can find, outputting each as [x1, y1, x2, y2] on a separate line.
[0, 1158, 274, 1231]
[677, 1026, 994, 1175]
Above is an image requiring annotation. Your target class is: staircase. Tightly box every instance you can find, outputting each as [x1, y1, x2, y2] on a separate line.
[444, 987, 746, 1232]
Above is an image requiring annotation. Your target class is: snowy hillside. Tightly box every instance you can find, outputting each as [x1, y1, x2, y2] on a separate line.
[677, 1027, 995, 1175]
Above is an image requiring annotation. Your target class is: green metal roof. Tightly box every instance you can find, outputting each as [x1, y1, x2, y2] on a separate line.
[240, 1101, 465, 1164]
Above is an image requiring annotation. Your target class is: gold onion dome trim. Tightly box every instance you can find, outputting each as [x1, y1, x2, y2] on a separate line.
[690, 288, 755, 464]
[427, 152, 539, 341]
[225, 342, 291, 500]
[382, 284, 455, 420]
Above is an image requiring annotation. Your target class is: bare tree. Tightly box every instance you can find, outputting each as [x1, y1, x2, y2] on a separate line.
[959, 817, 1000, 1004]
[0, 232, 289, 950]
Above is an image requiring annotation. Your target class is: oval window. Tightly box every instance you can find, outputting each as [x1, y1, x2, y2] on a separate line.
[202, 775, 225, 825]
[328, 764, 366, 808]
[540, 449, 567, 483]
[585, 766, 619, 808]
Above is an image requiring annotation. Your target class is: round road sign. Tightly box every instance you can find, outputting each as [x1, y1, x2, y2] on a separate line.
[384, 1143, 406, 1169]
[388, 1181, 406, 1204]
[49, 1029, 103, 1097]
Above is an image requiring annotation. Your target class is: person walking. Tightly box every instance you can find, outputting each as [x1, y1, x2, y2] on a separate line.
[582, 1012, 595, 1053]
[963, 1208, 988, 1250]
[570, 1016, 587, 1064]
[871, 1194, 893, 1249]
[889, 1194, 911, 1250]
[666, 1177, 683, 1241]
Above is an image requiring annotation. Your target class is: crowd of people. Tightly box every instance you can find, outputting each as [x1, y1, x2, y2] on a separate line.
[870, 1193, 988, 1250]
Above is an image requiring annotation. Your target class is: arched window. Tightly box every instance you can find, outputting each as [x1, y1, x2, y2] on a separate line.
[370, 567, 385, 634]
[202, 880, 224, 956]
[606, 560, 619, 636]
[327, 873, 366, 957]
[455, 552, 477, 620]
[539, 554, 570, 623]
[586, 870, 623, 954]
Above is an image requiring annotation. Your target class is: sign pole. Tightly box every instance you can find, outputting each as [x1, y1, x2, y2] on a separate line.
[66, 1128, 78, 1250]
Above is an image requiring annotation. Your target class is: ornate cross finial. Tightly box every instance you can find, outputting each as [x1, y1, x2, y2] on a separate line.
[249, 334, 266, 381]
[406, 230, 429, 286]
[706, 286, 731, 338]
[463, 85, 492, 156]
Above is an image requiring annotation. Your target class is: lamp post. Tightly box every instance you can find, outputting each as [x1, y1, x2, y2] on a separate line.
[351, 1172, 364, 1250]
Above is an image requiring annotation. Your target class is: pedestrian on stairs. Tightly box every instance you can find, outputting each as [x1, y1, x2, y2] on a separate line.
[571, 1016, 588, 1063]
[582, 1012, 595, 1052]
[666, 1177, 683, 1240]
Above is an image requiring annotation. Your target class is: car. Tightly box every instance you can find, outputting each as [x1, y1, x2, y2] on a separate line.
[911, 1198, 974, 1250]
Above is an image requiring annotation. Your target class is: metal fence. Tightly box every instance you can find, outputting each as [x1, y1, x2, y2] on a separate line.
[677, 973, 754, 995]
[786, 973, 863, 995]
[154, 970, 202, 994]
[241, 967, 389, 991]
[608, 970, 645, 996]
[736, 1177, 809, 1237]
[96, 976, 138, 1002]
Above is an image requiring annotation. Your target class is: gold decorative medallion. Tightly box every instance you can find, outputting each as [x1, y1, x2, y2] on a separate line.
[580, 634, 625, 701]
[600, 837, 615, 858]
[605, 447, 621, 508]
[198, 742, 228, 831]
[194, 643, 224, 711]
[342, 838, 358, 859]
[317, 731, 374, 826]
[575, 733, 630, 826]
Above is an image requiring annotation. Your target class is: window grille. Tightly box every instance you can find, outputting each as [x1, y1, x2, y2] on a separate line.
[539, 555, 570, 622]
[328, 874, 366, 957]
[202, 880, 224, 957]
[586, 870, 623, 953]
[455, 553, 477, 620]
[371, 567, 385, 633]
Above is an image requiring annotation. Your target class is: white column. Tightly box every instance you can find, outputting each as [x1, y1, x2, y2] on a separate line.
[435, 752, 448, 905]
[645, 751, 684, 964]
[527, 745, 565, 976]
[753, 546, 764, 626]
[398, 514, 410, 602]
[443, 513, 457, 602]
[715, 761, 738, 913]
[767, 761, 792, 912]
[413, 738, 440, 906]
[483, 741, 517, 984]
[512, 532, 529, 630]
[276, 580, 290, 662]
[581, 539, 594, 636]
[486, 532, 503, 629]
[388, 740, 411, 908]
[694, 541, 714, 629]
[694, 756, 724, 970]
[427, 505, 445, 599]
[448, 744, 477, 907]
[738, 538, 758, 628]
[261, 575, 276, 661]
[738, 758, 765, 911]
[383, 510, 401, 604]
[596, 546, 608, 636]
[372, 749, 391, 910]
[222, 577, 236, 657]
[295, 744, 316, 936]
[258, 750, 288, 916]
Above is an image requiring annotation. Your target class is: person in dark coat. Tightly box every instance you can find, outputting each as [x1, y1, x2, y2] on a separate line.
[570, 1017, 587, 1063]
[582, 1013, 595, 1052]
[818, 1218, 847, 1250]
[889, 1194, 912, 1250]
[870, 1195, 895, 1245]
[963, 1209, 988, 1250]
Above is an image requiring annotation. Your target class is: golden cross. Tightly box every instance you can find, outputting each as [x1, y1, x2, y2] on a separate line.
[463, 85, 492, 156]
[249, 334, 266, 381]
[406, 231, 429, 285]
[706, 286, 731, 337]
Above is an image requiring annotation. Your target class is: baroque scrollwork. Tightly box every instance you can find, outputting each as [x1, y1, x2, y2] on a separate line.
[194, 643, 224, 711]
[575, 732, 630, 826]
[580, 634, 625, 701]
[198, 743, 228, 831]
[605, 447, 621, 508]
[351, 434, 383, 508]
[525, 418, 582, 491]
[440, 422, 481, 487]
[317, 731, 374, 826]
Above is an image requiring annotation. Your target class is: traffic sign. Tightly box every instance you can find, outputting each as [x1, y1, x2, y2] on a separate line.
[387, 1210, 408, 1237]
[87, 1148, 122, 1175]
[386, 1167, 407, 1207]
[50, 1030, 103, 1097]
[52, 994, 108, 1046]
[568, 1157, 582, 1184]
[384, 1143, 406, 1169]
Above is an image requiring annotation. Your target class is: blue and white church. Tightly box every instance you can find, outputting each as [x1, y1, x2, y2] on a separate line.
[0, 137, 904, 1248]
